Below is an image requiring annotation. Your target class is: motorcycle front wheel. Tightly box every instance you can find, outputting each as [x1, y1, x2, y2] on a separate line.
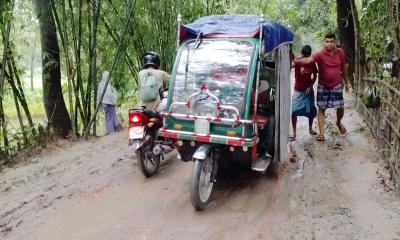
[190, 154, 217, 211]
[137, 136, 160, 177]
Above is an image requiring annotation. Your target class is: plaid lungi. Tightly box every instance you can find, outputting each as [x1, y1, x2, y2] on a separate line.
[317, 83, 344, 109]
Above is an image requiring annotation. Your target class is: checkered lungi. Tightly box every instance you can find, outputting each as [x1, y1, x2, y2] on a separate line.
[317, 83, 344, 109]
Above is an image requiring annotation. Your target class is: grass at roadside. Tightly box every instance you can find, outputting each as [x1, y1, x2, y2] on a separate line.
[3, 88, 46, 117]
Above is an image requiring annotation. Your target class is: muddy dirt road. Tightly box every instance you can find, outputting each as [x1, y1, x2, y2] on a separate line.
[1, 96, 400, 240]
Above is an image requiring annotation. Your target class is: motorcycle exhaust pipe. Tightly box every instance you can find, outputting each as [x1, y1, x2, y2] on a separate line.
[153, 144, 173, 156]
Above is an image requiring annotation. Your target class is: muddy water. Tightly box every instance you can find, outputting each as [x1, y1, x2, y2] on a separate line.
[1, 94, 400, 240]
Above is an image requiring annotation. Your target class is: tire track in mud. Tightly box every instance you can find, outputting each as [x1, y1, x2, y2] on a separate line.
[274, 102, 400, 240]
[0, 132, 133, 239]
[298, 138, 367, 240]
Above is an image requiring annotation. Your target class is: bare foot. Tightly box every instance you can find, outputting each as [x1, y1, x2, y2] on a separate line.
[336, 122, 347, 135]
[316, 134, 326, 141]
[309, 129, 318, 135]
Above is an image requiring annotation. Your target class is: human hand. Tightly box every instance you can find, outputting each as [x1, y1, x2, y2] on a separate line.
[305, 87, 313, 95]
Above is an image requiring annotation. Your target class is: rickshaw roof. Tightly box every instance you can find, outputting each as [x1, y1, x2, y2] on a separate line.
[180, 14, 294, 54]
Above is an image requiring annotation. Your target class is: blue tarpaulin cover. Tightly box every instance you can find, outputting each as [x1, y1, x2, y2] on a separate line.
[180, 15, 294, 54]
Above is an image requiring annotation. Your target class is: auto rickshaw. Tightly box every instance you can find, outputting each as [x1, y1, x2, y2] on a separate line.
[154, 14, 293, 210]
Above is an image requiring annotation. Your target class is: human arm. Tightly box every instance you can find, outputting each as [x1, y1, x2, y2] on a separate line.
[341, 59, 351, 93]
[162, 71, 171, 89]
[109, 84, 118, 104]
[306, 74, 317, 95]
[293, 55, 315, 65]
[306, 64, 318, 94]
[311, 63, 318, 84]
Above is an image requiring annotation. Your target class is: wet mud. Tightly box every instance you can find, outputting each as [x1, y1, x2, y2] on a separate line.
[1, 95, 400, 240]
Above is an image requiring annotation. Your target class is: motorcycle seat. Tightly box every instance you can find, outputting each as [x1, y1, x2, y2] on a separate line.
[143, 109, 157, 118]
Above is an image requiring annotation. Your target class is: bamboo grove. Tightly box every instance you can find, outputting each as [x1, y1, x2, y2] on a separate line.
[0, 0, 228, 162]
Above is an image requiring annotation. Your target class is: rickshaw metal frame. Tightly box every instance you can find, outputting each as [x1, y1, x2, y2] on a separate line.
[159, 37, 261, 153]
[166, 37, 259, 120]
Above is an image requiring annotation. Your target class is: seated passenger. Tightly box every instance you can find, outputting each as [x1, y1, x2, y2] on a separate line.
[138, 52, 170, 111]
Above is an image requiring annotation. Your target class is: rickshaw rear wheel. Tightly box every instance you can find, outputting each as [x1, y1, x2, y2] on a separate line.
[190, 154, 217, 211]
[266, 160, 282, 178]
[137, 135, 160, 177]
[265, 115, 275, 157]
[265, 115, 279, 177]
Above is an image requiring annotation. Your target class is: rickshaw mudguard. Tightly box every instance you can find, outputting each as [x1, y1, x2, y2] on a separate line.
[192, 144, 213, 160]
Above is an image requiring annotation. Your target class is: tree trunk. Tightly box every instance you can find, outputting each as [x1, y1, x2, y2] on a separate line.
[33, 0, 71, 137]
[52, 0, 77, 136]
[389, 0, 400, 77]
[389, 0, 400, 52]
[349, 0, 363, 93]
[337, 0, 356, 87]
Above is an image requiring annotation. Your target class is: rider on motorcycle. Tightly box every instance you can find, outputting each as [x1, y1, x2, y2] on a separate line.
[138, 52, 170, 111]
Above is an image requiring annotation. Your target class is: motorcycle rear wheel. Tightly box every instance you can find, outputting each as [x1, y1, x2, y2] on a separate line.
[137, 136, 160, 177]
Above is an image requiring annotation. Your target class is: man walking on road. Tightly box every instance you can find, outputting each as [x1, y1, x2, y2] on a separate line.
[291, 45, 318, 141]
[294, 33, 351, 141]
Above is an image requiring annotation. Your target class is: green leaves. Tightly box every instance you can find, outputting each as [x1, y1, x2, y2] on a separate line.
[360, 0, 392, 58]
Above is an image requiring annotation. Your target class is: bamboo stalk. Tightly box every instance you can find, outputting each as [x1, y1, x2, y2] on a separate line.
[85, 0, 93, 127]
[0, 0, 14, 151]
[77, 0, 87, 126]
[383, 116, 400, 139]
[360, 73, 400, 190]
[67, 0, 85, 131]
[6, 52, 34, 132]
[380, 96, 400, 117]
[91, 0, 100, 135]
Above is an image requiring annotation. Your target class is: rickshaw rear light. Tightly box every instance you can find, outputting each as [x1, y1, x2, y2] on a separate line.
[173, 124, 183, 130]
[226, 131, 237, 137]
